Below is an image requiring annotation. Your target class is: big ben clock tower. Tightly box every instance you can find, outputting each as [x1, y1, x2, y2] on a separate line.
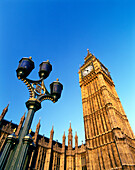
[79, 50, 135, 170]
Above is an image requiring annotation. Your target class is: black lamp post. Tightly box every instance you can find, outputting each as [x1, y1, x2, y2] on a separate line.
[0, 57, 63, 170]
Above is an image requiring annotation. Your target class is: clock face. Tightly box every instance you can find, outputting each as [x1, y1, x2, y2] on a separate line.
[82, 65, 93, 77]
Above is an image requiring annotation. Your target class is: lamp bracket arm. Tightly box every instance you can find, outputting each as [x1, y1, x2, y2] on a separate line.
[37, 94, 56, 103]
[25, 77, 44, 84]
[21, 77, 49, 99]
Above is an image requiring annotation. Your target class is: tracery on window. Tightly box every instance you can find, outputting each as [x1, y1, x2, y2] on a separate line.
[53, 152, 60, 170]
[81, 154, 87, 170]
[35, 146, 46, 170]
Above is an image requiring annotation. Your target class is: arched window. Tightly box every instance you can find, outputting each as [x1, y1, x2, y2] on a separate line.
[54, 152, 60, 170]
[81, 154, 87, 170]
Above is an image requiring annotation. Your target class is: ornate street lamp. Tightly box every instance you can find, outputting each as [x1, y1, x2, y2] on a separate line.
[0, 57, 63, 170]
[16, 57, 63, 102]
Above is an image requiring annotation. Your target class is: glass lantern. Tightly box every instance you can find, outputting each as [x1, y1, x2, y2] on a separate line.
[16, 57, 34, 79]
[50, 79, 63, 101]
[39, 60, 52, 79]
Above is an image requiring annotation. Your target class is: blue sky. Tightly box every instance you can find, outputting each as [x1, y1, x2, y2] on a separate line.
[0, 0, 135, 146]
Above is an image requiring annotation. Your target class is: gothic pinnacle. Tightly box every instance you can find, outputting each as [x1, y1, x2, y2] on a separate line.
[68, 122, 72, 133]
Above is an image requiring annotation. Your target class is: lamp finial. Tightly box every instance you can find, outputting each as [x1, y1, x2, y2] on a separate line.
[13, 128, 16, 133]
[29, 129, 32, 134]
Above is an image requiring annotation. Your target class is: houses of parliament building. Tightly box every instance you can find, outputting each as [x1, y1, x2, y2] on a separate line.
[0, 51, 135, 169]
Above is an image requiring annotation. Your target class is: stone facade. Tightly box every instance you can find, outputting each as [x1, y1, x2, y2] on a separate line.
[0, 51, 135, 169]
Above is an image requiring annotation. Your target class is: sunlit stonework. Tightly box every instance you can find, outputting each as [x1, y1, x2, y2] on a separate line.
[0, 51, 135, 169]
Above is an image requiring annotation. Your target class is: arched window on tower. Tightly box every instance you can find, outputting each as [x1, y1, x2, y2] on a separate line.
[53, 152, 60, 170]
[81, 154, 87, 170]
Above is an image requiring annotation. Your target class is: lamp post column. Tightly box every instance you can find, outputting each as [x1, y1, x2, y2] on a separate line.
[9, 98, 41, 170]
[20, 98, 41, 141]
[16, 131, 35, 170]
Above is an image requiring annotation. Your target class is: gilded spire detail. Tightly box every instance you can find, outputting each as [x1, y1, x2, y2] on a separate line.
[84, 49, 95, 63]
[87, 48, 90, 54]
